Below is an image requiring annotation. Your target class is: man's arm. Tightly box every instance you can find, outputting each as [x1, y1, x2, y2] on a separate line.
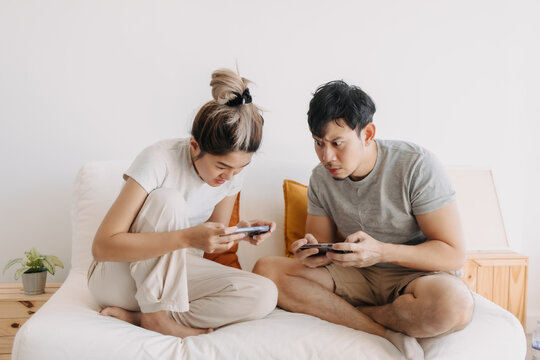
[305, 214, 338, 243]
[331, 200, 465, 271]
[383, 200, 465, 271]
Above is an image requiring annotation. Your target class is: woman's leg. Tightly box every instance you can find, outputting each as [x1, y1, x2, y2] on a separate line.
[169, 253, 278, 330]
[90, 188, 211, 336]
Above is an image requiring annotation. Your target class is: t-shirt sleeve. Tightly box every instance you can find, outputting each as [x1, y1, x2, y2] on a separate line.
[123, 145, 167, 193]
[307, 173, 328, 217]
[410, 151, 456, 215]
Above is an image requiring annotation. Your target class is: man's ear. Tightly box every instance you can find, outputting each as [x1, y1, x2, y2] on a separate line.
[362, 123, 376, 145]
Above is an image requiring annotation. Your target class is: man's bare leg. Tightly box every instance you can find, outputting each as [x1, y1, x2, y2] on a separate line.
[100, 307, 212, 337]
[253, 257, 424, 360]
[358, 273, 474, 338]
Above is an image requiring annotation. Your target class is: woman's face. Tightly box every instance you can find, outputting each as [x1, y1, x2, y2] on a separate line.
[190, 139, 253, 187]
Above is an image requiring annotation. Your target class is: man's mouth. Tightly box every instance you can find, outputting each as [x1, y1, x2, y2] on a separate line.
[325, 166, 341, 174]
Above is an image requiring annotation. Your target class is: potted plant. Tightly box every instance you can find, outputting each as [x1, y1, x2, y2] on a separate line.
[3, 248, 64, 295]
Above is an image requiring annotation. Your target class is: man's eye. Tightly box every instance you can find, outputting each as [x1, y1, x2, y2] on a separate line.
[333, 141, 342, 146]
[315, 140, 323, 146]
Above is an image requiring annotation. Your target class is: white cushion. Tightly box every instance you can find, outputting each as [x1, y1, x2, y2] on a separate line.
[71, 161, 129, 271]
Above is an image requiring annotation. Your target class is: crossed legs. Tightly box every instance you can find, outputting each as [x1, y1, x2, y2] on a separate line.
[253, 256, 474, 360]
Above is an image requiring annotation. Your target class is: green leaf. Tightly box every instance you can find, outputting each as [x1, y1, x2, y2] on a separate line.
[42, 258, 55, 275]
[3, 258, 23, 274]
[28, 248, 40, 260]
[14, 266, 30, 280]
[45, 255, 64, 268]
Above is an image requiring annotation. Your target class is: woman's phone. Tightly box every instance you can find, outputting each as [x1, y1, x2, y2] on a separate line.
[221, 225, 270, 237]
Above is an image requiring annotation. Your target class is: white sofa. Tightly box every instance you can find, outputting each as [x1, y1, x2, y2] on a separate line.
[13, 161, 526, 360]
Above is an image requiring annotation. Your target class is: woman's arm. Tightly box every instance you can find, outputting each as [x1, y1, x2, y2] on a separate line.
[92, 178, 244, 262]
[92, 178, 191, 262]
[207, 194, 237, 225]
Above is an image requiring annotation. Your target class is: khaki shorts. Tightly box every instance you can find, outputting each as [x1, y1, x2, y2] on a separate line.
[325, 263, 454, 306]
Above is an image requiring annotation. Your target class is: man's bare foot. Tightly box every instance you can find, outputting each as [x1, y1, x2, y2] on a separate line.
[384, 329, 424, 360]
[100, 306, 141, 325]
[140, 311, 213, 338]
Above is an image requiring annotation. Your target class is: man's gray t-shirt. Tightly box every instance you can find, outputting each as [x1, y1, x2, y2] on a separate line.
[307, 139, 455, 247]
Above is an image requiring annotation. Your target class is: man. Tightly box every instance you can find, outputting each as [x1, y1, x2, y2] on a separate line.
[253, 80, 474, 360]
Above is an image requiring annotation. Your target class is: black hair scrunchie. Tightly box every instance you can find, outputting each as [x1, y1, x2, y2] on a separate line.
[226, 88, 252, 106]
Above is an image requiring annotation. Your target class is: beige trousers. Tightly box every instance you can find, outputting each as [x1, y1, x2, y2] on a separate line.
[88, 188, 277, 329]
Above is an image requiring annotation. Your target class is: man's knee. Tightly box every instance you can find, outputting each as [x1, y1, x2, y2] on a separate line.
[416, 290, 474, 337]
[252, 256, 286, 281]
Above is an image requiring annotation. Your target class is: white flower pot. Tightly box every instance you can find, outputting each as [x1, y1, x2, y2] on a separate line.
[21, 270, 47, 295]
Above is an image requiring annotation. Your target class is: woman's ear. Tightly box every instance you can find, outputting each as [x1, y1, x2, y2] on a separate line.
[362, 123, 376, 145]
[190, 137, 201, 159]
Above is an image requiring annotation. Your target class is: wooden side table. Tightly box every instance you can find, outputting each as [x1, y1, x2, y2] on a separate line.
[0, 282, 61, 360]
[461, 250, 528, 328]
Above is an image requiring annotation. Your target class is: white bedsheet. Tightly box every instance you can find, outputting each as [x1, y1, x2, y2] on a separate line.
[12, 162, 526, 360]
[13, 270, 525, 360]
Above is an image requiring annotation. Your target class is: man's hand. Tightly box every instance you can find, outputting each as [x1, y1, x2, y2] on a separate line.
[291, 234, 331, 268]
[328, 231, 387, 268]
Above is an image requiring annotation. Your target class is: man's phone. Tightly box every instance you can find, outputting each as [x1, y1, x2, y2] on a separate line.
[223, 225, 270, 237]
[299, 243, 353, 255]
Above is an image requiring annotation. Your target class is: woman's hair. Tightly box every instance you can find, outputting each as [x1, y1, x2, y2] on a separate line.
[191, 68, 264, 157]
[307, 80, 376, 138]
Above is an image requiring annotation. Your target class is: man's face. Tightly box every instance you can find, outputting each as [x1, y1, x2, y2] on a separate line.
[312, 119, 369, 180]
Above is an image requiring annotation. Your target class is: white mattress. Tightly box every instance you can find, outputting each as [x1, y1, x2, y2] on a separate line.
[13, 270, 526, 360]
[13, 162, 526, 360]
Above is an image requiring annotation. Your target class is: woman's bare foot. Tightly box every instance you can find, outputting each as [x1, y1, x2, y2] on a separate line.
[100, 306, 141, 325]
[140, 310, 213, 338]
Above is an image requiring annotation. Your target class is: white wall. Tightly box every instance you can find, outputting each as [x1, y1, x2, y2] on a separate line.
[1, 0, 539, 329]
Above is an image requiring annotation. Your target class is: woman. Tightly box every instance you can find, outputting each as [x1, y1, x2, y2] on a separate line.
[88, 68, 278, 338]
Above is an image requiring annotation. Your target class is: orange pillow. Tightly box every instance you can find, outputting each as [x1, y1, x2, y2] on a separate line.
[203, 193, 242, 269]
[283, 180, 308, 257]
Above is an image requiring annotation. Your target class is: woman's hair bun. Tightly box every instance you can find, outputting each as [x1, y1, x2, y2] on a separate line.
[191, 68, 264, 156]
[210, 69, 250, 105]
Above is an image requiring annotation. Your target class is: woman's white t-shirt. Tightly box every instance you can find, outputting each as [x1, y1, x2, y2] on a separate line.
[123, 138, 244, 229]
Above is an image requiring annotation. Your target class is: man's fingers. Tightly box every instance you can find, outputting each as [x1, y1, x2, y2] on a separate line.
[298, 248, 320, 259]
[327, 252, 355, 262]
[304, 234, 318, 244]
[332, 242, 355, 251]
[291, 238, 308, 252]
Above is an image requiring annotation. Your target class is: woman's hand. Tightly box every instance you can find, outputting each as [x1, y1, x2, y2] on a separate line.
[291, 234, 331, 268]
[184, 222, 246, 253]
[236, 219, 276, 245]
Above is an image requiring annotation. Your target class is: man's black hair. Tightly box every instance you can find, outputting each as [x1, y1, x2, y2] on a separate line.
[307, 80, 376, 138]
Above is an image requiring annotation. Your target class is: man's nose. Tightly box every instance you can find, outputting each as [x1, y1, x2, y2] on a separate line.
[322, 147, 335, 162]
